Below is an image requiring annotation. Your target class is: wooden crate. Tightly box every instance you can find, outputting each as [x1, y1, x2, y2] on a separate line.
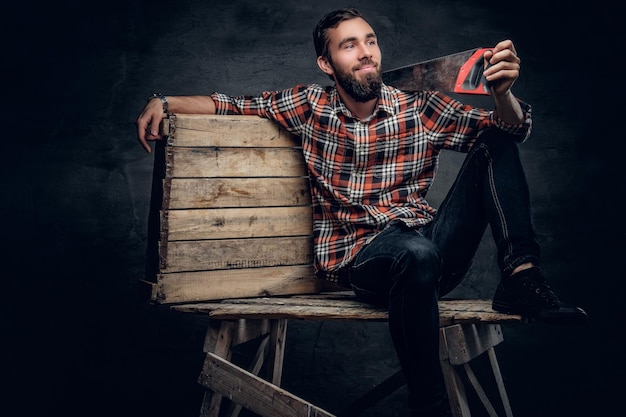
[143, 114, 340, 304]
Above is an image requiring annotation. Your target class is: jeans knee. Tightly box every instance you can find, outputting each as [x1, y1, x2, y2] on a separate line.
[349, 226, 441, 303]
[394, 239, 441, 288]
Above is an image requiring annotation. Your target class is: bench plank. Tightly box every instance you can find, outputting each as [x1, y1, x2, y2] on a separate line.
[172, 297, 522, 326]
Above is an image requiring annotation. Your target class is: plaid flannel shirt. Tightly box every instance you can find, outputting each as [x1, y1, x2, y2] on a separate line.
[211, 83, 532, 286]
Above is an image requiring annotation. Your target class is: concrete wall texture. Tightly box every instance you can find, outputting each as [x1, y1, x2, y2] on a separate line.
[3, 1, 623, 416]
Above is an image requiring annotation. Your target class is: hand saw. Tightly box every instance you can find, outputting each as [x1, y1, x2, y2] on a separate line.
[382, 48, 492, 95]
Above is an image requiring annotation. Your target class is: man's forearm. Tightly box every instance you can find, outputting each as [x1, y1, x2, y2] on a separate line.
[166, 95, 217, 114]
[493, 90, 524, 125]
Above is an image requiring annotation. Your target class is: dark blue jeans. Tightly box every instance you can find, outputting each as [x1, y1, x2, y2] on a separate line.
[347, 129, 540, 416]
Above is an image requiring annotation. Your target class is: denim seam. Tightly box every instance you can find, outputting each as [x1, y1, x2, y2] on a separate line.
[484, 145, 514, 264]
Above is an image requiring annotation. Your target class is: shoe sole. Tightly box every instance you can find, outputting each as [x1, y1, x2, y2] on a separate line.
[492, 301, 588, 324]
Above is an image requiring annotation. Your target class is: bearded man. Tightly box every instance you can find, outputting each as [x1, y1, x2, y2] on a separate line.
[136, 8, 586, 417]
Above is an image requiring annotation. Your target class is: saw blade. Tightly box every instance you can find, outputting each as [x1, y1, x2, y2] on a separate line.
[382, 48, 491, 95]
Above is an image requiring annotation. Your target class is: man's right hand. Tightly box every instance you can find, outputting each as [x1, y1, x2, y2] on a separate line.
[135, 95, 217, 153]
[136, 97, 167, 154]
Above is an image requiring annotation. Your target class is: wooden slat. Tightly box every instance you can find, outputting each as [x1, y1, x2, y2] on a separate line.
[172, 298, 523, 326]
[164, 206, 312, 241]
[168, 147, 306, 178]
[162, 236, 313, 273]
[155, 265, 325, 303]
[199, 352, 335, 417]
[169, 178, 311, 209]
[171, 114, 298, 148]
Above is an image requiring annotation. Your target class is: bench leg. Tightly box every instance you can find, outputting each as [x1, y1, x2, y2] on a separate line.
[487, 347, 513, 417]
[199, 320, 236, 417]
[337, 324, 515, 417]
[461, 360, 499, 417]
[266, 319, 288, 385]
[440, 327, 472, 417]
[199, 319, 290, 417]
[223, 319, 287, 417]
[198, 321, 513, 417]
[198, 318, 335, 417]
[200, 352, 336, 417]
[223, 335, 270, 417]
[440, 324, 514, 417]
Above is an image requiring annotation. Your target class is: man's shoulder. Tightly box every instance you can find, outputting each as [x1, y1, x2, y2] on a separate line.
[283, 83, 335, 101]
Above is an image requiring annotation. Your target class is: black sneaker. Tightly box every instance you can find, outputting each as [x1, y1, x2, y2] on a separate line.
[492, 266, 588, 323]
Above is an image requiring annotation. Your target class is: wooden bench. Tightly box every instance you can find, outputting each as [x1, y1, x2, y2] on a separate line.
[142, 114, 523, 417]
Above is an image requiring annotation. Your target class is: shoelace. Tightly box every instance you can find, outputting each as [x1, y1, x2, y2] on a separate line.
[521, 279, 560, 307]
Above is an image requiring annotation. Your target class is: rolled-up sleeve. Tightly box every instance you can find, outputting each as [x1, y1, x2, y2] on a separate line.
[491, 100, 532, 142]
[210, 85, 313, 134]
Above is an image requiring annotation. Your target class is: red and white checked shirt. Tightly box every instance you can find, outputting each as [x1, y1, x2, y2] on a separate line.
[211, 84, 532, 286]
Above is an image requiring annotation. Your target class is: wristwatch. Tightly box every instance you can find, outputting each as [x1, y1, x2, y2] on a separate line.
[147, 92, 168, 113]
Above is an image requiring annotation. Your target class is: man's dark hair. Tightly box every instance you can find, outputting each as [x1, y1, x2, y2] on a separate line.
[313, 8, 365, 60]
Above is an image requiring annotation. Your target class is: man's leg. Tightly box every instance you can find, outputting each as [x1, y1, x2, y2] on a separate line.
[348, 223, 451, 417]
[425, 128, 587, 322]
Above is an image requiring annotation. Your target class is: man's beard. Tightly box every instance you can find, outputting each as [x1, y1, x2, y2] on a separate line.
[332, 59, 382, 103]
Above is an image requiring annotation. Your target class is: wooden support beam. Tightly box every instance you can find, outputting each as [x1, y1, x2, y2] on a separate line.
[200, 321, 236, 417]
[266, 319, 288, 386]
[200, 352, 336, 417]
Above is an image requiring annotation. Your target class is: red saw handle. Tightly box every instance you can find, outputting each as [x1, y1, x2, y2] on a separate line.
[454, 48, 492, 95]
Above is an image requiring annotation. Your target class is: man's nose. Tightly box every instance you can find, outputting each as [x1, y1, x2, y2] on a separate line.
[358, 43, 373, 58]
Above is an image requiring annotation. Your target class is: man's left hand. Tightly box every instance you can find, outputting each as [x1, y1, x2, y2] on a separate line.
[483, 40, 521, 97]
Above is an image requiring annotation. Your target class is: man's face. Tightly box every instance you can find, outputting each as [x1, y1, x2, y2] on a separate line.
[321, 17, 383, 102]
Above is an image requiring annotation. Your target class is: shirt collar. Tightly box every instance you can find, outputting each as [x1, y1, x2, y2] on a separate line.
[330, 83, 396, 120]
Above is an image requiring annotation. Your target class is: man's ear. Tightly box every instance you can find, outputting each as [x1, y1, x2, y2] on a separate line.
[317, 56, 334, 76]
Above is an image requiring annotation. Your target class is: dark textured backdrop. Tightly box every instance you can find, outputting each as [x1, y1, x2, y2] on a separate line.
[3, 1, 623, 416]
